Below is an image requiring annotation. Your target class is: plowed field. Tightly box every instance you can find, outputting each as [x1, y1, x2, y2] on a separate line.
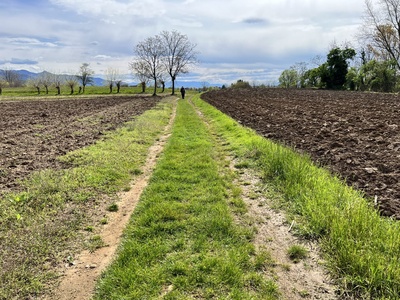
[0, 95, 161, 195]
[202, 88, 400, 219]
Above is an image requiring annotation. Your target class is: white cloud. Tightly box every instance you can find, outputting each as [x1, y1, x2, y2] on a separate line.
[1, 0, 366, 83]
[50, 0, 166, 18]
[7, 37, 59, 48]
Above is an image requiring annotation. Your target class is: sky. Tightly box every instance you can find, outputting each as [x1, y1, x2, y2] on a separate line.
[0, 0, 365, 85]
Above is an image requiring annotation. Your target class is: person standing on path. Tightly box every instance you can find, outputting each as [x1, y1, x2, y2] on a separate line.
[180, 86, 186, 99]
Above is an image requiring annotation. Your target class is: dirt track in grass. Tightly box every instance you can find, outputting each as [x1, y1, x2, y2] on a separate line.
[47, 98, 177, 300]
[202, 88, 400, 219]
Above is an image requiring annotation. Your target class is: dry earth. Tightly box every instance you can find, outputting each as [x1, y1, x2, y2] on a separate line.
[202, 88, 400, 219]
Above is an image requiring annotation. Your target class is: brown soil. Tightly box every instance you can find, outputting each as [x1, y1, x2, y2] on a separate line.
[0, 95, 161, 195]
[202, 88, 400, 219]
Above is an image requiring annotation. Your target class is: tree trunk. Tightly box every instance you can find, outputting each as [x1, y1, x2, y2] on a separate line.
[153, 78, 157, 96]
[171, 76, 176, 95]
[116, 82, 121, 93]
[45, 85, 49, 94]
[56, 86, 60, 95]
[36, 87, 40, 94]
[109, 83, 113, 93]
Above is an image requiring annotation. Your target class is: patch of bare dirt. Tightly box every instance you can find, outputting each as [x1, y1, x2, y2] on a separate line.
[234, 164, 339, 299]
[202, 88, 400, 219]
[46, 98, 177, 300]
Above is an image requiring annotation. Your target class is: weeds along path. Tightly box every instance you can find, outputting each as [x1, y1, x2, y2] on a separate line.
[189, 96, 339, 299]
[48, 98, 178, 300]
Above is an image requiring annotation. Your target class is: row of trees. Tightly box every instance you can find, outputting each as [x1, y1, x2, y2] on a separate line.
[279, 0, 400, 93]
[0, 63, 97, 95]
[130, 30, 198, 96]
[2, 30, 197, 96]
[30, 63, 96, 95]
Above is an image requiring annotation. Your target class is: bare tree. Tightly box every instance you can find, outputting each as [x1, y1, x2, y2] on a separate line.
[28, 77, 42, 94]
[362, 0, 400, 69]
[159, 30, 198, 95]
[105, 67, 119, 93]
[0, 79, 8, 95]
[132, 61, 149, 93]
[66, 75, 78, 95]
[292, 62, 308, 87]
[0, 71, 8, 94]
[76, 63, 94, 93]
[116, 79, 122, 93]
[131, 35, 165, 96]
[52, 73, 63, 95]
[1, 69, 23, 87]
[39, 72, 53, 94]
[158, 73, 167, 93]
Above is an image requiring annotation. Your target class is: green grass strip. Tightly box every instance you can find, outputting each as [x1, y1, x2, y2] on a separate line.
[192, 94, 400, 299]
[0, 98, 174, 300]
[0, 85, 172, 98]
[94, 99, 279, 299]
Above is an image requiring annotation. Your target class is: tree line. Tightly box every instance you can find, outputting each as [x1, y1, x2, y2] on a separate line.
[0, 30, 197, 96]
[279, 0, 400, 93]
[0, 63, 100, 95]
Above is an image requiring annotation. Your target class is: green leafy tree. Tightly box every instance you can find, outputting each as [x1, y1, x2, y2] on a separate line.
[303, 66, 324, 88]
[320, 47, 356, 89]
[346, 59, 397, 92]
[279, 68, 298, 88]
[231, 79, 252, 89]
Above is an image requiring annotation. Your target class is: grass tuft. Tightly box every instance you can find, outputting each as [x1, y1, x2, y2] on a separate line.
[107, 203, 118, 212]
[287, 245, 308, 263]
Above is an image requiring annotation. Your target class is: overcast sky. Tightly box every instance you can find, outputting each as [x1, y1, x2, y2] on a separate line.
[0, 0, 365, 85]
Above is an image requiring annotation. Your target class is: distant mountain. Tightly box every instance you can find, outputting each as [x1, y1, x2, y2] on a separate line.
[1, 69, 223, 88]
[1, 69, 107, 86]
[174, 81, 223, 89]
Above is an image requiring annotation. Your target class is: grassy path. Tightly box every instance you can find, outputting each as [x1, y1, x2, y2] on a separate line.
[94, 97, 280, 299]
[95, 93, 400, 299]
[5, 92, 398, 298]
